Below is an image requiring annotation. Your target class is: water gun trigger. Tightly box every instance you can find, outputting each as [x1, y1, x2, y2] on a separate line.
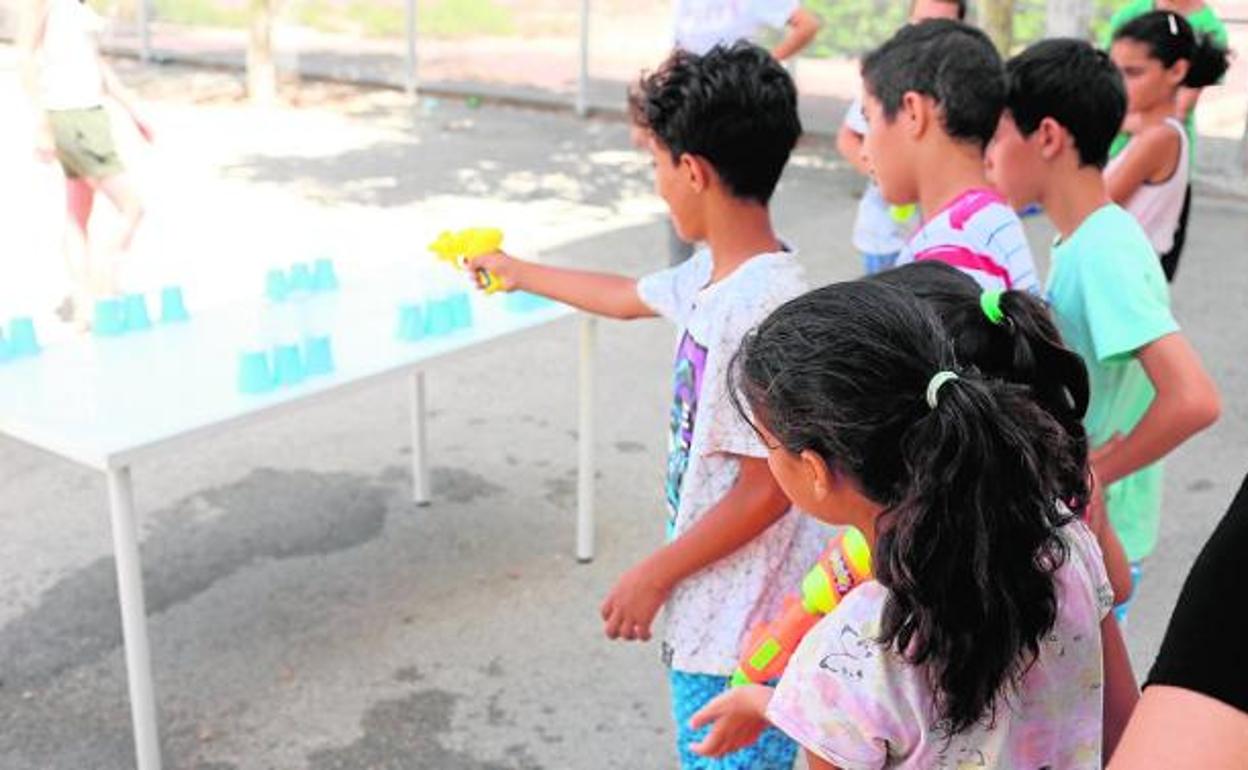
[429, 228, 506, 293]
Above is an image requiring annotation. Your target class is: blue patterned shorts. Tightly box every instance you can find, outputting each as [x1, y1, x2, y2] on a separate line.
[668, 669, 798, 770]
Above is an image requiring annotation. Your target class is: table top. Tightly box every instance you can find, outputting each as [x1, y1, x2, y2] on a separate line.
[0, 263, 573, 471]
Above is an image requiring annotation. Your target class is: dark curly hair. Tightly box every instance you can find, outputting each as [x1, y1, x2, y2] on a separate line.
[628, 42, 801, 204]
[871, 261, 1091, 514]
[730, 280, 1080, 736]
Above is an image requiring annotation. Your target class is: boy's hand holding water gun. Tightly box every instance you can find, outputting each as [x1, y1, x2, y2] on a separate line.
[429, 228, 512, 294]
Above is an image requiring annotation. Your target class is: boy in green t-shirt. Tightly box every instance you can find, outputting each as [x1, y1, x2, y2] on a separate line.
[986, 38, 1221, 619]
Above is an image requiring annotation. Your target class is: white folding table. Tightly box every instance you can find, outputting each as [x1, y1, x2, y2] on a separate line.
[0, 267, 598, 770]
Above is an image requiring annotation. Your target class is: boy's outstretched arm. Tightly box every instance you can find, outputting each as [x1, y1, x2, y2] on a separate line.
[599, 457, 791, 641]
[1092, 332, 1221, 488]
[772, 7, 821, 61]
[468, 251, 655, 320]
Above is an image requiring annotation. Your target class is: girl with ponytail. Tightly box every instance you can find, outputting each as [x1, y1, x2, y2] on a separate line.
[872, 260, 1132, 604]
[1108, 10, 1231, 280]
[688, 280, 1135, 768]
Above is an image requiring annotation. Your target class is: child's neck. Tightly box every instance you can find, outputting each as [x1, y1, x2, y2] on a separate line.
[704, 200, 782, 283]
[915, 143, 992, 222]
[1042, 165, 1112, 241]
[1134, 98, 1180, 129]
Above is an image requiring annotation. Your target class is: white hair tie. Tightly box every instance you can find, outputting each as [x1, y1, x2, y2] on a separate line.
[926, 371, 960, 410]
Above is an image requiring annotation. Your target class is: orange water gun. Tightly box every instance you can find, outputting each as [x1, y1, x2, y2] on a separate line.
[428, 227, 506, 294]
[731, 527, 873, 687]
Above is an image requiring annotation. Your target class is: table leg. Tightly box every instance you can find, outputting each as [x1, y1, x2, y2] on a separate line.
[106, 466, 162, 770]
[576, 316, 597, 563]
[409, 371, 431, 506]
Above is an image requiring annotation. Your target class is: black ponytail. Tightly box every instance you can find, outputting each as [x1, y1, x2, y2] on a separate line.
[871, 261, 1091, 513]
[1115, 10, 1230, 89]
[731, 281, 1080, 736]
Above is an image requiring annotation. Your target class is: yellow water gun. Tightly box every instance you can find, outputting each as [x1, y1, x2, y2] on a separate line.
[428, 228, 506, 294]
[731, 527, 873, 687]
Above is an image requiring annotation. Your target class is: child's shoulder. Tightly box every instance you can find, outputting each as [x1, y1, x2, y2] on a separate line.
[714, 249, 807, 310]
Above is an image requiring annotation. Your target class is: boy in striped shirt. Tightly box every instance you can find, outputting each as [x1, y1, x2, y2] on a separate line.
[859, 19, 1038, 292]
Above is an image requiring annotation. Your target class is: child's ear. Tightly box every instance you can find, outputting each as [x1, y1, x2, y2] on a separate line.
[899, 91, 931, 140]
[799, 449, 836, 502]
[1168, 59, 1190, 88]
[1036, 116, 1067, 162]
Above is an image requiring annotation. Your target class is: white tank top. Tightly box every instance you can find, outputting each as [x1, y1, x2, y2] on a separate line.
[39, 0, 105, 110]
[1107, 117, 1189, 255]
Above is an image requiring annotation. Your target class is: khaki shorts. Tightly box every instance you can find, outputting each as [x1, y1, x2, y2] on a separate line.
[47, 106, 124, 180]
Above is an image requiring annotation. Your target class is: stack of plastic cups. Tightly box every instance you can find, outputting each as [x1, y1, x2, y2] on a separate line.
[273, 268, 305, 388]
[160, 286, 190, 323]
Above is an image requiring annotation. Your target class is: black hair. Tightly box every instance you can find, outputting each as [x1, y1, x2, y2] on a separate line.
[1114, 10, 1231, 89]
[730, 280, 1079, 736]
[1006, 38, 1126, 168]
[871, 262, 1091, 513]
[628, 42, 801, 205]
[861, 19, 1005, 150]
[909, 0, 969, 21]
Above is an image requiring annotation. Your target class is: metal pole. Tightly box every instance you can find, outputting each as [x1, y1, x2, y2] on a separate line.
[576, 316, 596, 561]
[575, 0, 589, 116]
[409, 371, 431, 505]
[404, 0, 417, 95]
[139, 0, 151, 63]
[107, 466, 162, 770]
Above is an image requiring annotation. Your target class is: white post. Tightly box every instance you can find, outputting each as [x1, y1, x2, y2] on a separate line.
[576, 316, 596, 561]
[404, 0, 418, 95]
[139, 0, 151, 62]
[106, 466, 162, 770]
[575, 0, 590, 116]
[409, 371, 431, 505]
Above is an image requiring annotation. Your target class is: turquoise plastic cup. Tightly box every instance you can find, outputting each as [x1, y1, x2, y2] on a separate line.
[238, 350, 276, 394]
[123, 293, 152, 332]
[93, 299, 127, 336]
[397, 303, 425, 341]
[304, 335, 334, 376]
[9, 317, 40, 356]
[160, 286, 189, 323]
[265, 269, 291, 303]
[289, 263, 315, 293]
[311, 259, 339, 292]
[272, 343, 305, 386]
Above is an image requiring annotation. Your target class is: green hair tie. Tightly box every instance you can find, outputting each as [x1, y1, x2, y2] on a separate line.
[980, 290, 1006, 326]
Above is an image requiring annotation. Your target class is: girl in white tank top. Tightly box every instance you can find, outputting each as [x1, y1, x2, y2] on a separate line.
[1106, 11, 1229, 259]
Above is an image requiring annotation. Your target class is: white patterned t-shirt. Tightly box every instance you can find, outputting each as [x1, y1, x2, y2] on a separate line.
[636, 247, 831, 675]
[896, 188, 1039, 293]
[767, 519, 1114, 769]
[673, 0, 799, 54]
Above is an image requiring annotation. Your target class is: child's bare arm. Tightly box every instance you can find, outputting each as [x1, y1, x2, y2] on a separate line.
[600, 457, 791, 640]
[771, 7, 821, 61]
[1105, 126, 1179, 204]
[1101, 613, 1139, 764]
[468, 251, 655, 320]
[806, 752, 841, 770]
[1092, 333, 1220, 488]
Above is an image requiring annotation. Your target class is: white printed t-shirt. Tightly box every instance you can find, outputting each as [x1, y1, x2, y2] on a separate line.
[673, 0, 798, 54]
[637, 247, 831, 675]
[896, 188, 1039, 293]
[767, 519, 1114, 769]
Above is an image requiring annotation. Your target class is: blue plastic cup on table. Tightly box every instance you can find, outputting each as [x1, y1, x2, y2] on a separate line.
[304, 335, 334, 376]
[289, 263, 315, 294]
[272, 343, 305, 386]
[311, 259, 339, 292]
[8, 317, 40, 357]
[449, 292, 472, 329]
[265, 269, 291, 303]
[123, 293, 152, 331]
[424, 298, 456, 336]
[397, 303, 425, 341]
[160, 286, 189, 323]
[238, 350, 276, 394]
[93, 298, 127, 337]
